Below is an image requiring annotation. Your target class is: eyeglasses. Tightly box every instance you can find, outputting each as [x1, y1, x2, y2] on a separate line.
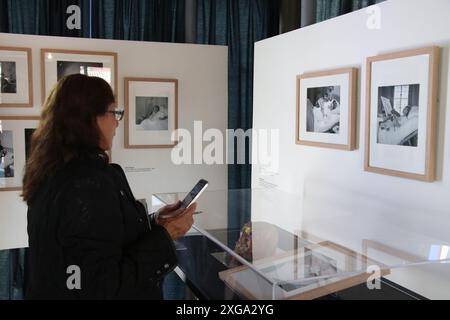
[107, 110, 125, 121]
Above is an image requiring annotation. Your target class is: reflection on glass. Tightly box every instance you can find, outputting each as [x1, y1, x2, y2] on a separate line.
[428, 245, 450, 261]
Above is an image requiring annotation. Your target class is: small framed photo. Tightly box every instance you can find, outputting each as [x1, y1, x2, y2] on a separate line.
[124, 78, 178, 149]
[0, 46, 33, 108]
[41, 49, 118, 103]
[0, 116, 40, 191]
[296, 68, 357, 150]
[365, 47, 440, 181]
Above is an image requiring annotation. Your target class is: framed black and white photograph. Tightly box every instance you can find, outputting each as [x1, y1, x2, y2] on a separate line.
[0, 47, 33, 108]
[296, 68, 357, 150]
[365, 47, 440, 181]
[0, 116, 40, 191]
[41, 49, 117, 103]
[125, 78, 178, 149]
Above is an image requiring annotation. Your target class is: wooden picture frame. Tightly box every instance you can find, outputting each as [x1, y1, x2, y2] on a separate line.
[0, 116, 40, 192]
[124, 77, 179, 149]
[0, 46, 33, 108]
[41, 49, 118, 104]
[365, 47, 440, 181]
[219, 240, 389, 300]
[296, 67, 358, 150]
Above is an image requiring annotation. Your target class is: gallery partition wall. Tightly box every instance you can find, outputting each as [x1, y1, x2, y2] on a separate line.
[253, 0, 450, 299]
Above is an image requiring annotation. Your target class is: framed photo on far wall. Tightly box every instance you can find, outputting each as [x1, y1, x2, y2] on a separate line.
[0, 116, 40, 191]
[0, 46, 33, 108]
[41, 49, 117, 103]
[124, 78, 178, 149]
[365, 47, 440, 181]
[296, 68, 357, 150]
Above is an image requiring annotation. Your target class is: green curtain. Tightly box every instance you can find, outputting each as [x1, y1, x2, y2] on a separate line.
[197, 0, 279, 191]
[0, 251, 10, 299]
[0, 0, 9, 32]
[0, 0, 91, 37]
[0, 0, 40, 34]
[91, 0, 186, 42]
[0, 249, 26, 300]
[196, 0, 280, 240]
[316, 0, 385, 23]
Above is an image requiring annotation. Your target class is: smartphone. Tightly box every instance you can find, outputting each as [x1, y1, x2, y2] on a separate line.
[181, 179, 209, 209]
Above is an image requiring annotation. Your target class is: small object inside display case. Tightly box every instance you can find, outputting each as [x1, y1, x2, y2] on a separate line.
[212, 222, 282, 268]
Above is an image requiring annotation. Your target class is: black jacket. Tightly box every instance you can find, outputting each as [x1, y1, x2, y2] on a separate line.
[26, 153, 177, 300]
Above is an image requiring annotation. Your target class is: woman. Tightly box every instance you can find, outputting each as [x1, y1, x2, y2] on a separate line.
[23, 74, 196, 300]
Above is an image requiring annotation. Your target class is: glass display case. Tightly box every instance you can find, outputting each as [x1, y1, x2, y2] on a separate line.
[153, 188, 450, 300]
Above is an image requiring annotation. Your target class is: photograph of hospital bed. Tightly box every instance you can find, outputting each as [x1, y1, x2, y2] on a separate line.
[377, 84, 420, 147]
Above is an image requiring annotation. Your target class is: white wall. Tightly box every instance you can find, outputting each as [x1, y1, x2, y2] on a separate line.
[252, 0, 450, 299]
[0, 33, 228, 251]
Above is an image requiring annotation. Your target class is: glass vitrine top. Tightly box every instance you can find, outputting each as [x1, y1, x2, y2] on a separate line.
[153, 188, 450, 299]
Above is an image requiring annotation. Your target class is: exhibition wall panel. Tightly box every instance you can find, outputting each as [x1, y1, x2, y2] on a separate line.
[252, 0, 450, 299]
[0, 33, 228, 250]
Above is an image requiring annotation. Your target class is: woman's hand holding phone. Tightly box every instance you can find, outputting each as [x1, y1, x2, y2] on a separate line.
[155, 200, 183, 220]
[156, 201, 197, 240]
[155, 179, 207, 240]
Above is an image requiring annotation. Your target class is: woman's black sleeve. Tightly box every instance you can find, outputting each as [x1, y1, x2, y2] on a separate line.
[56, 176, 177, 299]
